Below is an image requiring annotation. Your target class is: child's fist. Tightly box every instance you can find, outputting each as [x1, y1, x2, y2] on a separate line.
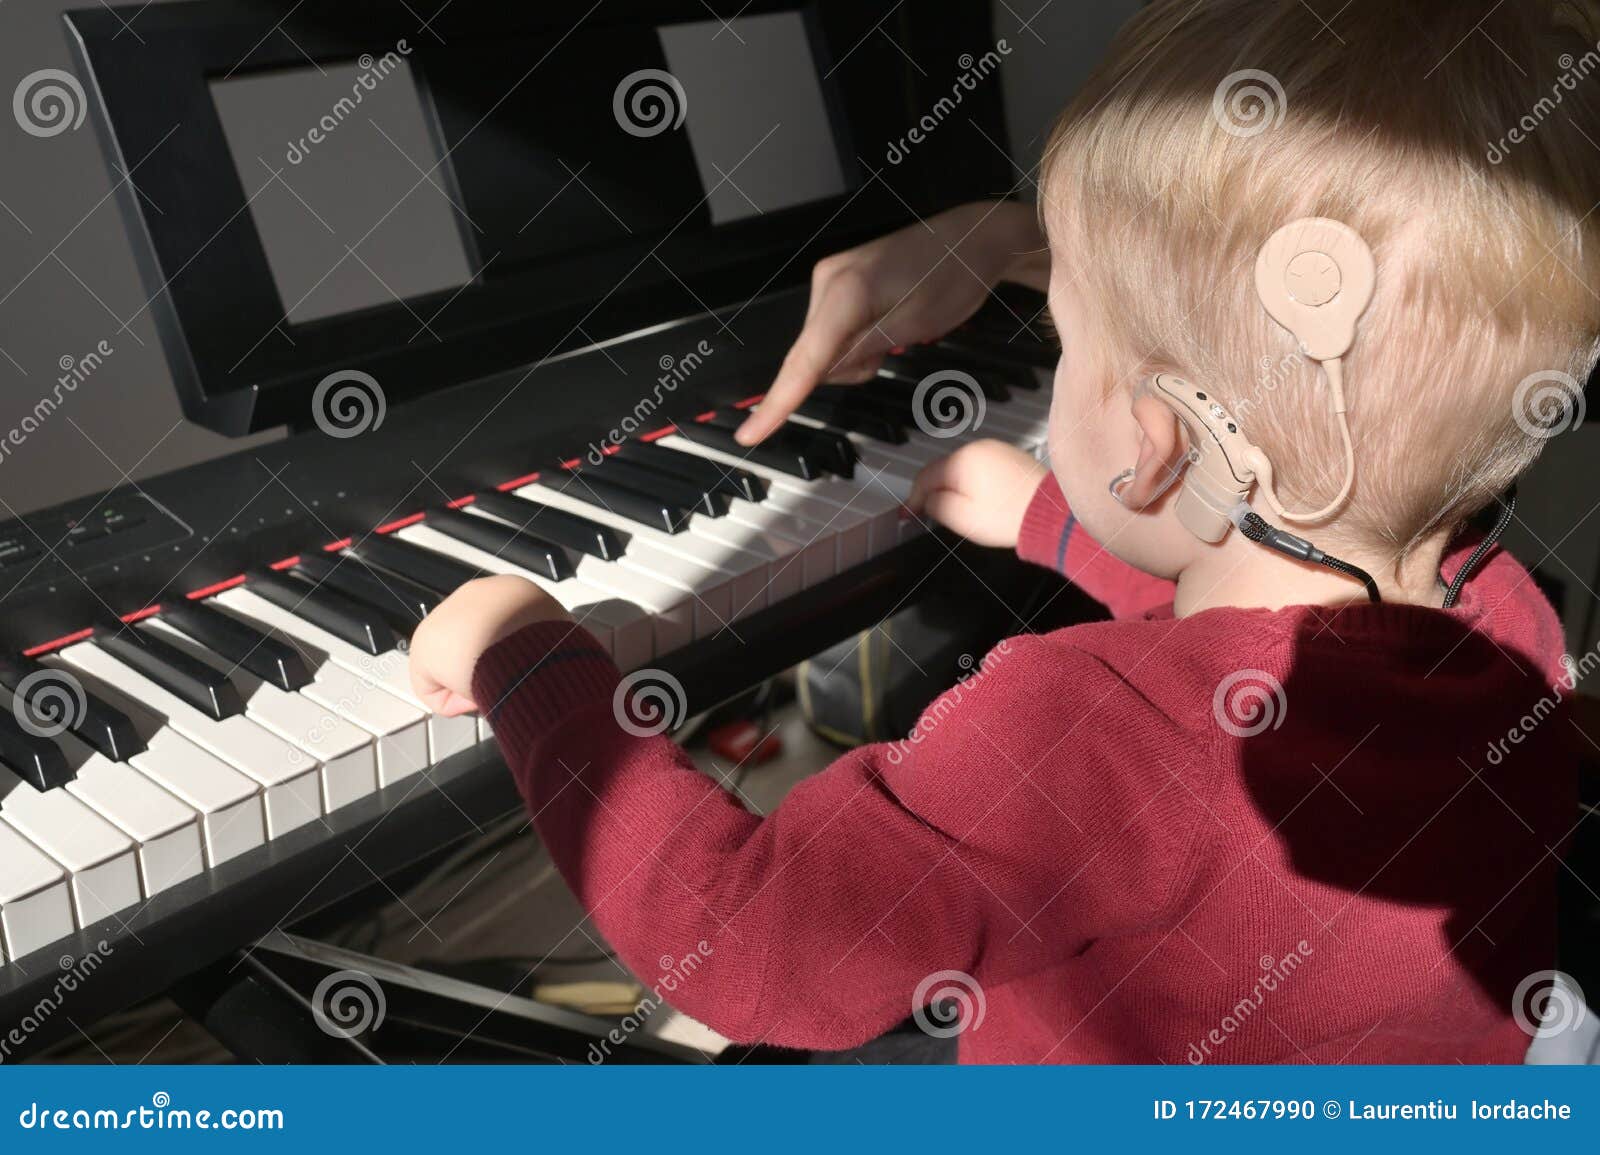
[408, 574, 571, 716]
[907, 439, 1049, 549]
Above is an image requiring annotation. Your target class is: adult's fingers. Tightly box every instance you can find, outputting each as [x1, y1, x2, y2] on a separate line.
[736, 270, 879, 444]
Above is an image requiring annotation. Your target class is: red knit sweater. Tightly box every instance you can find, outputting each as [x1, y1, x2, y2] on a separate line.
[472, 474, 1577, 1063]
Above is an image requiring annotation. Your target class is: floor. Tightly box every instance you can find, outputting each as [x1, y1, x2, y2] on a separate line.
[40, 694, 838, 1064]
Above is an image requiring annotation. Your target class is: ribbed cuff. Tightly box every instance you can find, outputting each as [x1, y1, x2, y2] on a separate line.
[471, 620, 620, 760]
[1017, 471, 1073, 572]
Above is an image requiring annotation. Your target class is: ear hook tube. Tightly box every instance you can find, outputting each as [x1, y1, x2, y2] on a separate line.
[1108, 453, 1190, 509]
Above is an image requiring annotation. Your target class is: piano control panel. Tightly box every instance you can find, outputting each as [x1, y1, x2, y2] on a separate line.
[0, 493, 192, 585]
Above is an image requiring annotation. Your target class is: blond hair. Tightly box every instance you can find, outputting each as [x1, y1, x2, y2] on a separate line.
[1041, 0, 1600, 552]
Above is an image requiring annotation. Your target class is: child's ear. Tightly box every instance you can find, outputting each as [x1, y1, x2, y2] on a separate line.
[1119, 393, 1187, 508]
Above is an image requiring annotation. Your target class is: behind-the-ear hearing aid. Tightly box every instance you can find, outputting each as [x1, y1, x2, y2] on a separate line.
[1109, 217, 1383, 601]
[1109, 374, 1261, 543]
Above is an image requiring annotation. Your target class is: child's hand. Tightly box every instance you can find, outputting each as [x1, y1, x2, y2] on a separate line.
[735, 200, 1045, 445]
[408, 574, 571, 716]
[907, 439, 1049, 549]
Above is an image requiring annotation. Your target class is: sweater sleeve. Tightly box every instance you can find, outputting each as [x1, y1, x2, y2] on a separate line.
[472, 620, 1205, 1051]
[1016, 472, 1177, 620]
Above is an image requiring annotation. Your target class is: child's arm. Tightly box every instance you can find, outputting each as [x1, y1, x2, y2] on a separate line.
[910, 440, 1177, 620]
[1017, 471, 1177, 619]
[410, 577, 1201, 1051]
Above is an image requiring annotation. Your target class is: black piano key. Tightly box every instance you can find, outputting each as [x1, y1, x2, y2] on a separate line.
[247, 568, 402, 657]
[612, 442, 767, 502]
[96, 625, 246, 721]
[940, 331, 1056, 373]
[342, 534, 484, 599]
[883, 351, 1012, 402]
[818, 381, 917, 423]
[469, 492, 627, 561]
[842, 379, 966, 434]
[916, 340, 1037, 392]
[0, 709, 73, 791]
[425, 507, 575, 582]
[968, 288, 1052, 345]
[293, 552, 439, 635]
[671, 419, 821, 480]
[703, 413, 856, 480]
[587, 457, 731, 517]
[538, 470, 693, 535]
[0, 653, 143, 762]
[785, 424, 857, 479]
[160, 600, 312, 692]
[795, 395, 908, 444]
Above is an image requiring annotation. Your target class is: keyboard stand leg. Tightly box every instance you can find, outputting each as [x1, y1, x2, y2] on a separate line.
[169, 948, 383, 1063]
[171, 929, 709, 1064]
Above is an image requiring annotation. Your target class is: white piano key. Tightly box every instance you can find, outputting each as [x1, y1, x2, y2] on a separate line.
[477, 498, 733, 636]
[478, 490, 777, 621]
[63, 749, 204, 900]
[0, 819, 74, 963]
[492, 488, 752, 630]
[294, 660, 430, 789]
[724, 465, 877, 567]
[130, 730, 265, 868]
[181, 606, 430, 788]
[0, 763, 141, 928]
[967, 404, 1043, 445]
[1003, 391, 1052, 420]
[654, 437, 841, 585]
[0, 684, 205, 902]
[750, 455, 903, 558]
[53, 644, 322, 840]
[396, 523, 660, 666]
[545, 491, 804, 610]
[669, 429, 902, 559]
[145, 619, 379, 813]
[213, 587, 477, 766]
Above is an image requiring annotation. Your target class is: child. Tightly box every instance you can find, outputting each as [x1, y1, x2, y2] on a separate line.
[409, 0, 1600, 1062]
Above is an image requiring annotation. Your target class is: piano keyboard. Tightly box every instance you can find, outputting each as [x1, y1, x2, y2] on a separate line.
[0, 356, 1051, 972]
